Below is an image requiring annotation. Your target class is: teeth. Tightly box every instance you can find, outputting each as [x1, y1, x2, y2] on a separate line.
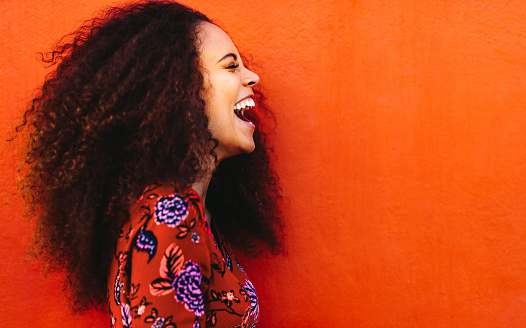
[233, 98, 255, 111]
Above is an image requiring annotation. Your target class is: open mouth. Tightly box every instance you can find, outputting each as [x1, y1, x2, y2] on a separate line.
[234, 97, 255, 123]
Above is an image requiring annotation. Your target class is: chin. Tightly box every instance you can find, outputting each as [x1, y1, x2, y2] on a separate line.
[216, 143, 255, 162]
[230, 144, 255, 158]
[239, 139, 257, 154]
[242, 146, 256, 155]
[240, 140, 256, 154]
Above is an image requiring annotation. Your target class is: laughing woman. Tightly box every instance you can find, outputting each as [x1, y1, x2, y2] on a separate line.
[16, 1, 284, 327]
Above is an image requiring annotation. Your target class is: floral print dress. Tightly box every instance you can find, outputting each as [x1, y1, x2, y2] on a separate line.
[108, 181, 259, 328]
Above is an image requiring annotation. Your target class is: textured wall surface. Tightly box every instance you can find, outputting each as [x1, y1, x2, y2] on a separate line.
[2, 0, 526, 327]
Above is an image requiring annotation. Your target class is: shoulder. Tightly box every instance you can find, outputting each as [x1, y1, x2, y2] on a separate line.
[129, 181, 204, 227]
[123, 180, 212, 274]
[135, 181, 200, 205]
[124, 181, 209, 260]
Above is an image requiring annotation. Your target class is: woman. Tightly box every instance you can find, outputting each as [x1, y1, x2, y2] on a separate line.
[16, 1, 284, 327]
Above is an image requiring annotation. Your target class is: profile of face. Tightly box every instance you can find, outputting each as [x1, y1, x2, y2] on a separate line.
[198, 22, 260, 162]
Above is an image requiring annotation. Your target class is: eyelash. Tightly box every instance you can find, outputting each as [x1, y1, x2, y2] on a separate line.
[227, 63, 239, 71]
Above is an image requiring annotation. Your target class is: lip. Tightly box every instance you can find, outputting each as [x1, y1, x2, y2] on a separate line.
[233, 95, 256, 129]
[239, 118, 255, 128]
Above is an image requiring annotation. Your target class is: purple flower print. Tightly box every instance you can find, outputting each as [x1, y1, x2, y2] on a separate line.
[155, 194, 189, 227]
[135, 226, 157, 262]
[173, 261, 205, 316]
[224, 251, 233, 272]
[152, 317, 165, 328]
[121, 303, 132, 328]
[144, 308, 176, 328]
[114, 273, 121, 306]
[237, 261, 246, 275]
[243, 279, 259, 322]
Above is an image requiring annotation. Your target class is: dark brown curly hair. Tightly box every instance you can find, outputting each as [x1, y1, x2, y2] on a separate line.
[15, 0, 284, 312]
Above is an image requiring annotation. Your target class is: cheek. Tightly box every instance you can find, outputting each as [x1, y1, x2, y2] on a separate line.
[204, 73, 241, 114]
[216, 75, 241, 101]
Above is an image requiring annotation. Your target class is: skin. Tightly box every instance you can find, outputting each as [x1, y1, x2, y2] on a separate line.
[192, 22, 260, 210]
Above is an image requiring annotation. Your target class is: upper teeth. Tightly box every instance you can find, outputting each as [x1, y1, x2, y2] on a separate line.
[234, 98, 255, 111]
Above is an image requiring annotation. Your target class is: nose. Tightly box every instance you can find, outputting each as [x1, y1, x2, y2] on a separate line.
[242, 68, 260, 87]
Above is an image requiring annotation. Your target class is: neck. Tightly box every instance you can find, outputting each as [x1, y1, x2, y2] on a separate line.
[192, 154, 223, 219]
[191, 173, 212, 204]
[192, 172, 213, 222]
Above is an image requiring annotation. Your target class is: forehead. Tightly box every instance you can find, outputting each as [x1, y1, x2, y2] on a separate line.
[198, 22, 239, 63]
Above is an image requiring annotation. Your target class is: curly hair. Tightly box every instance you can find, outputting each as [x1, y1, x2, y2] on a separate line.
[15, 0, 284, 312]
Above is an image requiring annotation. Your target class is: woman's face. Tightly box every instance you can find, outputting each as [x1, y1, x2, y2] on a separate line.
[198, 22, 260, 162]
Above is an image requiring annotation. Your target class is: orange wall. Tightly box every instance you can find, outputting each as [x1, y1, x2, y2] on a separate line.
[2, 1, 526, 327]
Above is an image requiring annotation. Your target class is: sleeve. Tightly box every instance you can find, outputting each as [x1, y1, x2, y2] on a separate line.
[127, 185, 211, 328]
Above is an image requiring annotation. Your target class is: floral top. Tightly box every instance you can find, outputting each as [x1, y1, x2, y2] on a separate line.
[108, 181, 259, 328]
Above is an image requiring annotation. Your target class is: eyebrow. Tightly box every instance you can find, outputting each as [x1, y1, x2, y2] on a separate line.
[217, 53, 237, 63]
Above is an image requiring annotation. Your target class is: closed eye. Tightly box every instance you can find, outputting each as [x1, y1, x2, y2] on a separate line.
[227, 64, 239, 71]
